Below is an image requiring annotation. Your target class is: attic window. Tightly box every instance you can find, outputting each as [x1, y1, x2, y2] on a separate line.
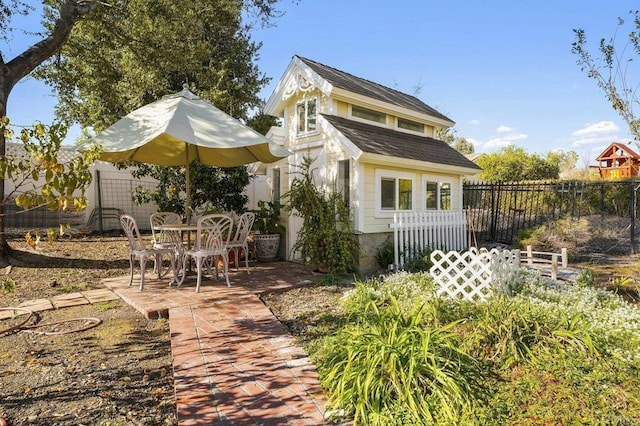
[397, 118, 425, 133]
[352, 105, 386, 124]
[296, 98, 317, 134]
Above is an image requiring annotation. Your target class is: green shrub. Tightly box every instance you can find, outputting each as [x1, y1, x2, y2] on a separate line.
[375, 239, 395, 270]
[402, 246, 435, 272]
[320, 299, 485, 425]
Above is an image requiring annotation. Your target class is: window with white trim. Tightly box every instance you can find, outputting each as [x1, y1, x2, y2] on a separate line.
[351, 105, 386, 124]
[424, 179, 452, 210]
[296, 98, 317, 134]
[397, 118, 425, 133]
[376, 170, 415, 213]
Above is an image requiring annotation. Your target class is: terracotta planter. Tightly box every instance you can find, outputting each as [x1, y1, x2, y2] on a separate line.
[255, 234, 280, 262]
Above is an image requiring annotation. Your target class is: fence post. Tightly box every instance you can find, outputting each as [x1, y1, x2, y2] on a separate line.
[96, 170, 104, 232]
[551, 254, 558, 280]
[526, 245, 533, 265]
[561, 247, 568, 268]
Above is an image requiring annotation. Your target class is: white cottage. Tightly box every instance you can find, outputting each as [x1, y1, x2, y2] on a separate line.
[264, 55, 481, 273]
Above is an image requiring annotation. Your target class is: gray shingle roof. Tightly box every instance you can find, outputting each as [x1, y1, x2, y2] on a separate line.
[297, 56, 452, 123]
[322, 114, 481, 171]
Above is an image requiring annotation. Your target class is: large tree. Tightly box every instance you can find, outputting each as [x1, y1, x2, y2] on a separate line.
[572, 11, 640, 142]
[36, 0, 283, 216]
[476, 145, 560, 182]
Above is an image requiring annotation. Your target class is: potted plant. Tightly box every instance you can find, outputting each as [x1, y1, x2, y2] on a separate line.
[253, 200, 284, 262]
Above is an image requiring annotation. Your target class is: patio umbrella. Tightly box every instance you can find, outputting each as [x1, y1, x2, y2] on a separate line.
[90, 84, 291, 223]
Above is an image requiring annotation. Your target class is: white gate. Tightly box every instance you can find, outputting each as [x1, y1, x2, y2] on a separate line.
[390, 211, 468, 268]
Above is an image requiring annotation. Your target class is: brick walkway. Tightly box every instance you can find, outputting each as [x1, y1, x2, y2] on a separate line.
[102, 262, 327, 425]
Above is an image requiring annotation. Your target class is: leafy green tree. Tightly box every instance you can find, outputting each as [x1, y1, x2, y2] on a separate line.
[437, 127, 474, 154]
[452, 137, 474, 155]
[572, 11, 640, 142]
[35, 0, 288, 217]
[476, 146, 560, 182]
[2, 120, 100, 212]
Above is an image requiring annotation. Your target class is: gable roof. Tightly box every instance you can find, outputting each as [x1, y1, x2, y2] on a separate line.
[595, 142, 640, 161]
[321, 114, 481, 172]
[297, 56, 452, 123]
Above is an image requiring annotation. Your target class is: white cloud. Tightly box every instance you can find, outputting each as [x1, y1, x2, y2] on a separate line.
[481, 131, 528, 150]
[466, 137, 480, 147]
[484, 138, 513, 149]
[570, 121, 620, 147]
[496, 125, 514, 133]
[572, 121, 619, 137]
[469, 119, 480, 125]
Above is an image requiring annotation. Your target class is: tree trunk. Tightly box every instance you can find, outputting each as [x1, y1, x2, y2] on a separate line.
[0, 90, 10, 264]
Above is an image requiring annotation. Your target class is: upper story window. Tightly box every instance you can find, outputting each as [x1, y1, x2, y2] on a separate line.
[296, 98, 317, 134]
[397, 118, 425, 133]
[351, 105, 386, 124]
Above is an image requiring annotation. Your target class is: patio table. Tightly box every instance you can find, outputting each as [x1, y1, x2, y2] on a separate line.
[153, 223, 198, 286]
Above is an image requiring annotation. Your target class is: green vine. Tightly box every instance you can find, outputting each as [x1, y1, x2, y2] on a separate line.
[285, 154, 358, 274]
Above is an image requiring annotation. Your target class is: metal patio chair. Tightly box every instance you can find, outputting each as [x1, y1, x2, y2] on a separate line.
[120, 214, 176, 291]
[226, 212, 255, 273]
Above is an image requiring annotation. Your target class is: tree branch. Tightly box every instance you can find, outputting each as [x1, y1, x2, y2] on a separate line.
[3, 0, 96, 90]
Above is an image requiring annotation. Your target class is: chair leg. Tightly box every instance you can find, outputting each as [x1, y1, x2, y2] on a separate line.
[195, 256, 204, 293]
[243, 244, 250, 274]
[221, 253, 231, 287]
[128, 255, 135, 286]
[139, 255, 147, 291]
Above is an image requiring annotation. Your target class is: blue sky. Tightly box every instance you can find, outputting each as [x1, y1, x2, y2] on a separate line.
[5, 1, 640, 165]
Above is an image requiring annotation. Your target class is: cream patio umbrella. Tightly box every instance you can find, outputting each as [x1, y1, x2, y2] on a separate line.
[90, 85, 290, 223]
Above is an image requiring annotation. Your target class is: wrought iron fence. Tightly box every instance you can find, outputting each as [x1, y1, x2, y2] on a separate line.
[463, 180, 640, 252]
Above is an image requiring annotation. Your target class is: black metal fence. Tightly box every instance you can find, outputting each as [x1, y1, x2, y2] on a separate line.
[463, 180, 639, 251]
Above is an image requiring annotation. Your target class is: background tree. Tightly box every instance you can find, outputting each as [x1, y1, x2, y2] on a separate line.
[452, 137, 474, 155]
[437, 127, 475, 154]
[572, 11, 640, 143]
[476, 145, 560, 182]
[36, 0, 288, 216]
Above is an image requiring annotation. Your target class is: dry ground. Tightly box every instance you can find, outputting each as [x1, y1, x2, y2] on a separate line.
[0, 233, 176, 426]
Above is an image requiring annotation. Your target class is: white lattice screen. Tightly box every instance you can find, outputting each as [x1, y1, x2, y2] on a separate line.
[429, 248, 520, 302]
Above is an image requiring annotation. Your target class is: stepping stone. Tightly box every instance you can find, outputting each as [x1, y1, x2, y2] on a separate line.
[51, 292, 89, 309]
[17, 298, 54, 312]
[82, 289, 119, 303]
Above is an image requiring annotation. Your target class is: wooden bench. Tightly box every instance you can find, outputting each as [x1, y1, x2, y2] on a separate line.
[522, 245, 568, 280]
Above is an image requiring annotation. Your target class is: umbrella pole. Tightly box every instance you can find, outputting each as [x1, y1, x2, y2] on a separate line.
[185, 148, 192, 224]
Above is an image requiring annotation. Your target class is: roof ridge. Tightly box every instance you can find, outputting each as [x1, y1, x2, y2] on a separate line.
[295, 55, 425, 103]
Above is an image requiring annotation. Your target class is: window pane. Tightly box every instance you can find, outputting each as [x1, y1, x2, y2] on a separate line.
[398, 179, 412, 210]
[352, 105, 386, 123]
[398, 118, 425, 133]
[272, 168, 281, 202]
[338, 159, 350, 207]
[381, 178, 395, 209]
[440, 183, 451, 210]
[425, 181, 437, 210]
[297, 103, 305, 133]
[307, 99, 316, 131]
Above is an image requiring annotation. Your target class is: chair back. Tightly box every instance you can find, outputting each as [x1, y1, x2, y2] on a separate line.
[196, 214, 233, 252]
[150, 212, 182, 244]
[120, 214, 145, 251]
[231, 212, 255, 243]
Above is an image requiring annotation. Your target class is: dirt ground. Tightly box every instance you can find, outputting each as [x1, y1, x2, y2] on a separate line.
[0, 233, 176, 426]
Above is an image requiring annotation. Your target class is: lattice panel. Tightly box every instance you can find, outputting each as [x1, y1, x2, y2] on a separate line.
[429, 248, 519, 302]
